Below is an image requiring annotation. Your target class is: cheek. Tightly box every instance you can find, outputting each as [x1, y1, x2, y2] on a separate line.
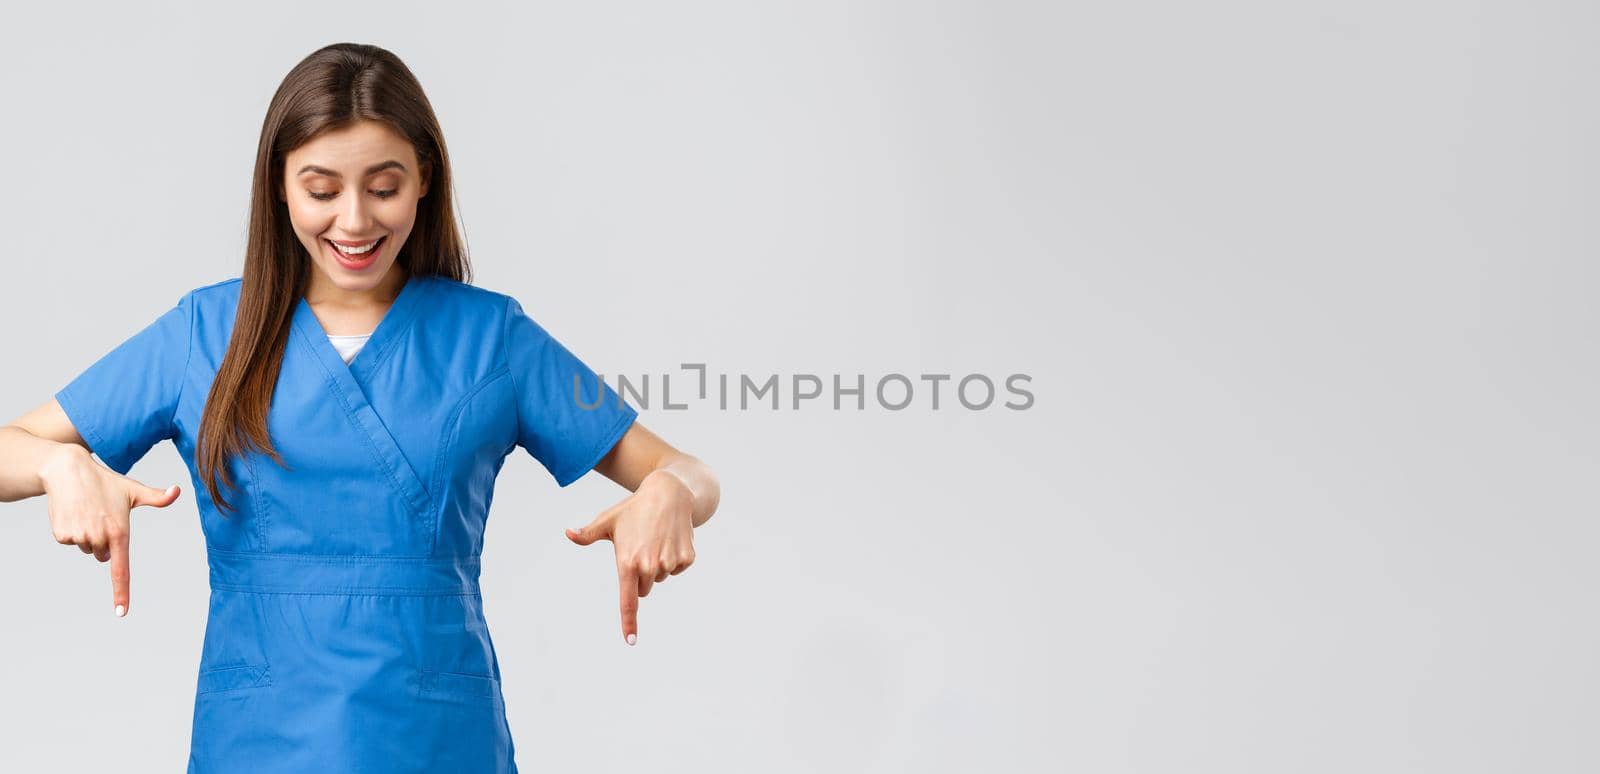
[377, 199, 422, 233]
[286, 200, 332, 235]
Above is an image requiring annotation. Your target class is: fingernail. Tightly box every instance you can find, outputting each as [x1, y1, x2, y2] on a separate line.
[626, 633, 636, 646]
[115, 604, 126, 617]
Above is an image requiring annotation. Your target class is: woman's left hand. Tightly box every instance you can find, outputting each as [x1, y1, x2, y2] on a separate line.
[565, 469, 698, 646]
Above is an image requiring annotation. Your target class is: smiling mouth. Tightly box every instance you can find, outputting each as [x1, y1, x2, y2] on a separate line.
[325, 236, 386, 256]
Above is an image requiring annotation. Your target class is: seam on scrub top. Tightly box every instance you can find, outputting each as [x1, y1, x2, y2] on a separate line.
[360, 275, 429, 377]
[429, 366, 511, 553]
[358, 399, 433, 517]
[290, 318, 418, 519]
[245, 449, 270, 550]
[499, 294, 522, 451]
[207, 584, 481, 597]
[167, 290, 196, 442]
[206, 547, 484, 562]
[554, 405, 637, 487]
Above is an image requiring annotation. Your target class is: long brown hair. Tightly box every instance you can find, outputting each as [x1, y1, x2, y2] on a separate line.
[197, 43, 471, 514]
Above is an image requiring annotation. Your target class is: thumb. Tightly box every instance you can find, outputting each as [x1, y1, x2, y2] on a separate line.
[130, 482, 182, 509]
[565, 511, 614, 546]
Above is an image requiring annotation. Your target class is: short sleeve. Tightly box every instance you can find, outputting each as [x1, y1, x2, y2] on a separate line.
[54, 292, 193, 476]
[504, 295, 638, 487]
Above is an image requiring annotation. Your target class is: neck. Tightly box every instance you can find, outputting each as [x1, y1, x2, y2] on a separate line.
[304, 263, 409, 309]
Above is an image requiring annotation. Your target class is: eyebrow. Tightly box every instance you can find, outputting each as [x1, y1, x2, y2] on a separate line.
[296, 160, 406, 178]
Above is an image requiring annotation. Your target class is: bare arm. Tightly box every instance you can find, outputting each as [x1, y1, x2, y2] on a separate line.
[592, 421, 721, 528]
[0, 398, 91, 502]
[2, 398, 182, 617]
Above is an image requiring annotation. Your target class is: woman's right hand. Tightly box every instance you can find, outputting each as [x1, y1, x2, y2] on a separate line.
[36, 444, 181, 618]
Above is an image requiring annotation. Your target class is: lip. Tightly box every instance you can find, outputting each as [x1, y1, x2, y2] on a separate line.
[324, 235, 386, 270]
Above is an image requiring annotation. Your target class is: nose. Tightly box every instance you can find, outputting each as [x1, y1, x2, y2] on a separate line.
[336, 186, 376, 235]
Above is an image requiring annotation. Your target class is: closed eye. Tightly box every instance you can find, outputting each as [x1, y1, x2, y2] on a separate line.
[308, 190, 399, 201]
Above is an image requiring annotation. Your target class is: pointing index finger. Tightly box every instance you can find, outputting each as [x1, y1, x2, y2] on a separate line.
[618, 564, 638, 646]
[110, 531, 129, 617]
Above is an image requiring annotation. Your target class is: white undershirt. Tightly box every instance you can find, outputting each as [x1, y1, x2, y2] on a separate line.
[327, 333, 373, 365]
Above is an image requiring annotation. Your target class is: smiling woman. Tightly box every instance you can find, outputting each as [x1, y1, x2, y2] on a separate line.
[0, 41, 720, 774]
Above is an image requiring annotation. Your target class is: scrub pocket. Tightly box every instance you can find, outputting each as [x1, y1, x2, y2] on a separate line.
[196, 663, 273, 694]
[417, 668, 504, 709]
[195, 590, 274, 680]
[190, 660, 273, 765]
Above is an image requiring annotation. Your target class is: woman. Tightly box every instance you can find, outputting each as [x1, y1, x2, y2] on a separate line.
[0, 42, 719, 772]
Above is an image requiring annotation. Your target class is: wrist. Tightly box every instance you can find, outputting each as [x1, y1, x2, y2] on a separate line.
[643, 467, 696, 511]
[37, 443, 91, 494]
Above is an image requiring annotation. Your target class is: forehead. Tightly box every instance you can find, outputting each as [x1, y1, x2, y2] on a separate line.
[286, 120, 415, 172]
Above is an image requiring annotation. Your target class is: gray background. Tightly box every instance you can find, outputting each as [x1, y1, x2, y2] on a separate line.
[1, 1, 1594, 772]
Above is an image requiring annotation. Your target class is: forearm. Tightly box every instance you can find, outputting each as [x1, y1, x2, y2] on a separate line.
[0, 426, 86, 503]
[646, 454, 720, 528]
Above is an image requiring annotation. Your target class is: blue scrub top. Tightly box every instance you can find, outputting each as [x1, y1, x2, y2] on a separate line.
[54, 273, 637, 773]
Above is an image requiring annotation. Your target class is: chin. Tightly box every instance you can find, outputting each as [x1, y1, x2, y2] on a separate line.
[314, 255, 399, 290]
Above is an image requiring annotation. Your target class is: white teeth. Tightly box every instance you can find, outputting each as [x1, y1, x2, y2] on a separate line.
[330, 238, 380, 255]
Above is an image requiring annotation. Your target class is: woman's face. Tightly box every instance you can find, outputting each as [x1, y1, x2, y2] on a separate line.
[281, 119, 430, 295]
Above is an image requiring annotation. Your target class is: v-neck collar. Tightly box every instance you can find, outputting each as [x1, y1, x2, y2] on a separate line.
[293, 272, 428, 384]
[287, 272, 435, 523]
